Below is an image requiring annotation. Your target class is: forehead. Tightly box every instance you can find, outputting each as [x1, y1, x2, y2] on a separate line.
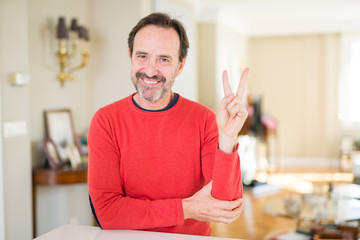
[133, 25, 180, 57]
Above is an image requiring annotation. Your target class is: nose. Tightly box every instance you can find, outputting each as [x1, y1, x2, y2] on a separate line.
[143, 59, 158, 78]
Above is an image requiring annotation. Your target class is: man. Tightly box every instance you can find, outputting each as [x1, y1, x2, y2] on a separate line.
[88, 12, 249, 236]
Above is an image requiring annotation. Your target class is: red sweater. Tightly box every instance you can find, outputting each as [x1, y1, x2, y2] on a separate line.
[88, 94, 242, 236]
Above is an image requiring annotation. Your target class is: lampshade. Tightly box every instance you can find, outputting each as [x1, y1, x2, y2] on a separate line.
[57, 17, 68, 39]
[83, 27, 90, 41]
[70, 18, 78, 31]
[78, 26, 85, 39]
[78, 26, 89, 41]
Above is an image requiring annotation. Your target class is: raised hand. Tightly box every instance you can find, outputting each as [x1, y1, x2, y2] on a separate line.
[217, 68, 250, 153]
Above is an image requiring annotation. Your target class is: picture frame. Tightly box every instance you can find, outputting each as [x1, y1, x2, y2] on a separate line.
[44, 109, 76, 163]
[66, 145, 82, 168]
[42, 138, 64, 169]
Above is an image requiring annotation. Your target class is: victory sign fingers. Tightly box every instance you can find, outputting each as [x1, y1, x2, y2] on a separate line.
[217, 68, 250, 153]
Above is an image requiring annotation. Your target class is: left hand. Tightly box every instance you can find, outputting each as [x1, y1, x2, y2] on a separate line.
[182, 181, 243, 224]
[217, 68, 250, 153]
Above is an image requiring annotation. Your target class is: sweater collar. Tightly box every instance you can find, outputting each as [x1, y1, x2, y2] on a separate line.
[132, 93, 179, 112]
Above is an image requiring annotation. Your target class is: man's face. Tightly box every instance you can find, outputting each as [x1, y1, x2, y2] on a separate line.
[129, 25, 185, 103]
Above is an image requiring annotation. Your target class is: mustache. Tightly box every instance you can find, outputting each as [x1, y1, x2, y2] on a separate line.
[136, 71, 166, 83]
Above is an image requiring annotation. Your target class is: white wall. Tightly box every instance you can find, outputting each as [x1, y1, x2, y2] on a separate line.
[0, 55, 4, 240]
[198, 22, 249, 110]
[248, 34, 342, 160]
[216, 24, 248, 103]
[0, 7, 4, 237]
[0, 0, 32, 239]
[0, 93, 4, 240]
[198, 23, 217, 109]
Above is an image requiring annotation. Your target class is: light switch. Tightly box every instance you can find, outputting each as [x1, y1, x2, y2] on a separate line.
[3, 121, 27, 138]
[8, 72, 31, 86]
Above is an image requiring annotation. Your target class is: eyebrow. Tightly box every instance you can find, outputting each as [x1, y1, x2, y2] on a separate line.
[135, 51, 173, 60]
[159, 55, 172, 60]
[135, 51, 148, 55]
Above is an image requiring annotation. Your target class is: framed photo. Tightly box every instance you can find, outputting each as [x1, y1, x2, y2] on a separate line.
[42, 138, 64, 169]
[66, 145, 82, 168]
[44, 109, 76, 162]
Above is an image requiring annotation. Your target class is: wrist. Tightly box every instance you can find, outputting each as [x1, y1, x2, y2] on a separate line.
[218, 132, 238, 154]
[182, 198, 191, 220]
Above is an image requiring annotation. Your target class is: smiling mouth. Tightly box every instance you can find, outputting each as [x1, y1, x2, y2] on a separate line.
[143, 78, 160, 84]
[136, 71, 166, 85]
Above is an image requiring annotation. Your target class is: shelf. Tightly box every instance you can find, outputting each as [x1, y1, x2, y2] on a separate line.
[33, 167, 87, 185]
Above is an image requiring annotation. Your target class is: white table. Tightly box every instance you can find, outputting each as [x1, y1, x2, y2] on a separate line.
[34, 224, 243, 240]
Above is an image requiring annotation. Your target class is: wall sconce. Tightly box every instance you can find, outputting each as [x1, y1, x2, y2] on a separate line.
[56, 16, 89, 87]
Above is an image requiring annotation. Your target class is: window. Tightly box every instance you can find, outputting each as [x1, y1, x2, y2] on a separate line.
[338, 34, 360, 124]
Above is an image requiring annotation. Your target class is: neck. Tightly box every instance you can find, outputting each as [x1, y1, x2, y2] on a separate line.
[133, 91, 174, 110]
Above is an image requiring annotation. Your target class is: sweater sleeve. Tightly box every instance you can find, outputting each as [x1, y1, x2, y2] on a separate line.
[201, 111, 243, 201]
[87, 109, 184, 230]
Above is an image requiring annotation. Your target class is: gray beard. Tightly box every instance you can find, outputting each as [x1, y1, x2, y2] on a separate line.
[135, 82, 169, 103]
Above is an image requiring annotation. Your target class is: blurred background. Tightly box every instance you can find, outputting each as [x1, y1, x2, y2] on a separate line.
[1, 0, 360, 239]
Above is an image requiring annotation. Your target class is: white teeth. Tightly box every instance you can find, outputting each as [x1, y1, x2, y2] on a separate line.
[144, 79, 158, 84]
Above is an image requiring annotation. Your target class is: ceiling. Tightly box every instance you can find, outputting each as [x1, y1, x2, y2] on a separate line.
[187, 0, 360, 36]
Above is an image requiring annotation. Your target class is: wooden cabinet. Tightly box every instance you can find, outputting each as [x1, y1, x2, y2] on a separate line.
[32, 167, 87, 237]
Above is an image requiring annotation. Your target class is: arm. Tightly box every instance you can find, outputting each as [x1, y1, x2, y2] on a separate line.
[181, 108, 243, 224]
[182, 135, 243, 224]
[181, 68, 250, 223]
[201, 111, 243, 200]
[213, 68, 249, 200]
[88, 109, 183, 229]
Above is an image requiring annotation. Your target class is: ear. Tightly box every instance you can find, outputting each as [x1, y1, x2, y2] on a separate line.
[128, 48, 132, 60]
[175, 57, 187, 76]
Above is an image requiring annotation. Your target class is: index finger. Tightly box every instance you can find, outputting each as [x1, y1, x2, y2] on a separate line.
[222, 70, 233, 97]
[236, 68, 250, 100]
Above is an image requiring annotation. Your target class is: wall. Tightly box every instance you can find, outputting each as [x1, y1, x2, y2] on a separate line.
[0, 3, 4, 237]
[248, 34, 342, 163]
[198, 23, 217, 109]
[0, 75, 4, 240]
[198, 22, 248, 110]
[216, 24, 249, 103]
[0, 0, 32, 239]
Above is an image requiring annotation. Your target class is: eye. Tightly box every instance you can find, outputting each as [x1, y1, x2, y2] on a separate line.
[159, 57, 170, 63]
[137, 54, 147, 60]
